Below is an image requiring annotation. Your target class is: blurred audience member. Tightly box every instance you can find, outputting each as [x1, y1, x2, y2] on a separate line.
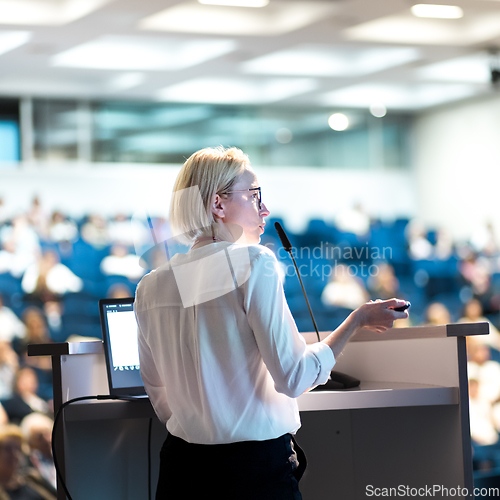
[0, 294, 26, 343]
[42, 302, 62, 340]
[21, 413, 56, 493]
[0, 215, 40, 278]
[335, 203, 370, 236]
[17, 308, 52, 399]
[471, 221, 498, 256]
[0, 198, 8, 226]
[460, 299, 500, 351]
[434, 228, 454, 260]
[100, 244, 144, 281]
[322, 264, 370, 310]
[2, 368, 49, 424]
[22, 250, 83, 303]
[469, 378, 499, 446]
[80, 214, 108, 248]
[0, 405, 7, 426]
[0, 424, 56, 499]
[0, 342, 18, 401]
[27, 196, 49, 241]
[467, 342, 500, 404]
[106, 283, 133, 299]
[47, 211, 78, 244]
[406, 220, 433, 260]
[108, 213, 149, 248]
[367, 262, 399, 300]
[459, 253, 491, 298]
[425, 302, 452, 325]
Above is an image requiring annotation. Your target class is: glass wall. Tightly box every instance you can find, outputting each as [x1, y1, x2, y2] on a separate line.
[2, 97, 413, 169]
[92, 101, 412, 169]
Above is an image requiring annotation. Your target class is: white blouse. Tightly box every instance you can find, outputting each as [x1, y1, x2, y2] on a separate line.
[135, 242, 335, 445]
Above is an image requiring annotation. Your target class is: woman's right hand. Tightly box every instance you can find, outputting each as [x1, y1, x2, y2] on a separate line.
[353, 298, 409, 334]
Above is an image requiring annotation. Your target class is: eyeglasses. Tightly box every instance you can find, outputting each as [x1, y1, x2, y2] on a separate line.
[219, 187, 262, 210]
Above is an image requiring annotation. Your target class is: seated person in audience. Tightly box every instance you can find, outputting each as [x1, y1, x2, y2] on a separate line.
[367, 262, 399, 300]
[467, 342, 500, 404]
[424, 302, 452, 325]
[0, 405, 7, 426]
[0, 424, 56, 500]
[321, 264, 370, 310]
[469, 378, 499, 447]
[405, 219, 433, 260]
[459, 298, 500, 351]
[41, 301, 63, 342]
[21, 250, 83, 303]
[108, 212, 149, 248]
[106, 283, 133, 299]
[21, 413, 56, 493]
[0, 214, 40, 278]
[27, 196, 49, 241]
[434, 227, 453, 260]
[100, 243, 144, 281]
[335, 203, 370, 236]
[0, 294, 26, 343]
[15, 309, 52, 400]
[2, 368, 49, 425]
[459, 253, 491, 298]
[0, 342, 19, 401]
[47, 211, 78, 245]
[80, 213, 109, 248]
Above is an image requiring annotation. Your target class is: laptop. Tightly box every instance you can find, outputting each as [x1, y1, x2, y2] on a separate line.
[99, 297, 147, 397]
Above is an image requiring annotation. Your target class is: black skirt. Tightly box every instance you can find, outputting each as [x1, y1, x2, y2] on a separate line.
[155, 433, 307, 500]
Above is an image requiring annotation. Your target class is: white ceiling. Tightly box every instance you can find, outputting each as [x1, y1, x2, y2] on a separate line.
[1, 0, 500, 111]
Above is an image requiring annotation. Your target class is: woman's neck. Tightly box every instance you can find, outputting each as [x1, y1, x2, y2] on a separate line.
[191, 235, 223, 249]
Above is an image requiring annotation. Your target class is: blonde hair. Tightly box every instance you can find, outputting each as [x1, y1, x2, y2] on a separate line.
[170, 146, 249, 244]
[0, 424, 23, 444]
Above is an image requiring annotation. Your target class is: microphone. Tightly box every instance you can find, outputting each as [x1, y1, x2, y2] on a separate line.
[275, 222, 320, 342]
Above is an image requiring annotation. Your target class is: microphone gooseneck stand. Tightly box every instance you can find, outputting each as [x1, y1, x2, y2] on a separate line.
[274, 222, 321, 343]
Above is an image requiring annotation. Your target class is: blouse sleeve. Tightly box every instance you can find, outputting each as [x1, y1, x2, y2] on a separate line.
[244, 249, 335, 398]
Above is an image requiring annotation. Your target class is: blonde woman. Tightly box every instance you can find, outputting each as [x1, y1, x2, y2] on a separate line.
[135, 146, 408, 500]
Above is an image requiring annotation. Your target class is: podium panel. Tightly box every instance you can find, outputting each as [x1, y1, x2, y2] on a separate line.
[29, 322, 485, 500]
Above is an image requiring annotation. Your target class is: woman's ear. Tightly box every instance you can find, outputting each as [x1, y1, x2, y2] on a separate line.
[212, 193, 225, 220]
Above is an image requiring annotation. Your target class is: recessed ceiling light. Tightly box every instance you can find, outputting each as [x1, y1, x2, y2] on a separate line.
[320, 83, 478, 110]
[0, 31, 31, 56]
[52, 36, 236, 70]
[108, 73, 146, 91]
[139, 2, 335, 36]
[416, 53, 491, 83]
[343, 11, 500, 46]
[411, 4, 463, 19]
[157, 77, 317, 104]
[0, 0, 110, 26]
[328, 113, 349, 131]
[242, 45, 420, 76]
[198, 0, 269, 6]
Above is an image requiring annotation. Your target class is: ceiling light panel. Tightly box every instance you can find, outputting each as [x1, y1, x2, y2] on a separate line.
[157, 77, 317, 104]
[411, 4, 463, 19]
[344, 11, 500, 46]
[0, 31, 31, 57]
[319, 83, 479, 110]
[198, 0, 269, 6]
[416, 53, 492, 83]
[139, 1, 336, 36]
[51, 36, 236, 70]
[242, 44, 421, 76]
[0, 0, 110, 26]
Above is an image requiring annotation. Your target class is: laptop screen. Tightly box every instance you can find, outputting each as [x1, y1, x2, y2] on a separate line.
[99, 297, 146, 397]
